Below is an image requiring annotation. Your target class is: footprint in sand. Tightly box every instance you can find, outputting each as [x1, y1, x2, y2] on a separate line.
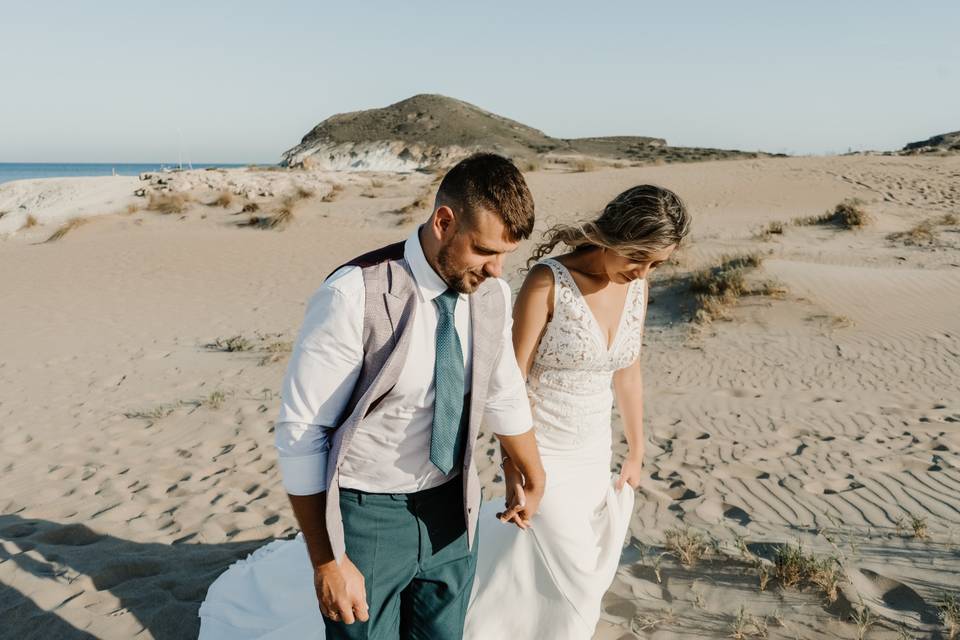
[722, 504, 752, 526]
[850, 568, 941, 624]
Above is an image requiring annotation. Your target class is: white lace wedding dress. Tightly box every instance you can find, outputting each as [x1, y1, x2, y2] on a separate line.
[198, 258, 644, 640]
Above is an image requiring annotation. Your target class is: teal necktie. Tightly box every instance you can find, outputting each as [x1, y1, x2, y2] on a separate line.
[431, 289, 467, 474]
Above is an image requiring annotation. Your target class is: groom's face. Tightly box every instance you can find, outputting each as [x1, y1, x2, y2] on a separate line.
[436, 207, 519, 294]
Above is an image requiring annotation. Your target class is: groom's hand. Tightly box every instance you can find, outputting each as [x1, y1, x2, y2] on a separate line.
[314, 554, 369, 625]
[498, 458, 528, 530]
[498, 465, 544, 530]
[501, 481, 544, 530]
[496, 430, 547, 529]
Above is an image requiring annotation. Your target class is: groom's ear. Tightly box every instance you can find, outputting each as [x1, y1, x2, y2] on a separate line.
[432, 205, 458, 238]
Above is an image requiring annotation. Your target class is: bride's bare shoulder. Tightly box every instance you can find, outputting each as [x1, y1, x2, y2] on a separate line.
[516, 263, 556, 318]
[521, 262, 556, 291]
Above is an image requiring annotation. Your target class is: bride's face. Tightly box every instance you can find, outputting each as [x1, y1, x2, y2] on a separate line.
[602, 244, 676, 283]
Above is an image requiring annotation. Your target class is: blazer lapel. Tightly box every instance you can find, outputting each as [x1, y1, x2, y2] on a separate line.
[469, 284, 499, 419]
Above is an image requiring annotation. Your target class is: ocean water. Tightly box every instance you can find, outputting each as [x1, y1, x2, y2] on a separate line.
[0, 162, 253, 185]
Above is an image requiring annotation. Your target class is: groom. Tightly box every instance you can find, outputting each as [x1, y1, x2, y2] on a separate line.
[274, 153, 547, 639]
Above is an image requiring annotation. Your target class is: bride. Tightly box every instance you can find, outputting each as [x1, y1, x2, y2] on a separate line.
[199, 184, 690, 639]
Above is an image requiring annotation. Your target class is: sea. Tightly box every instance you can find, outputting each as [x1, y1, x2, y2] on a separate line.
[0, 163, 255, 185]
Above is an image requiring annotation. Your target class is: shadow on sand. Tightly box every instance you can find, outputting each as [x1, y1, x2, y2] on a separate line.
[0, 514, 273, 639]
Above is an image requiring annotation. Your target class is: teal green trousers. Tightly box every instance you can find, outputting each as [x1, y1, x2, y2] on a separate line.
[323, 478, 477, 640]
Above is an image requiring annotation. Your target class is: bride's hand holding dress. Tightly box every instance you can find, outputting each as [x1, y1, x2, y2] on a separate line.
[613, 350, 646, 492]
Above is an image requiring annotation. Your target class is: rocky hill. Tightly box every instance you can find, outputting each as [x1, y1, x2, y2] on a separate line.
[901, 130, 960, 154]
[281, 94, 764, 170]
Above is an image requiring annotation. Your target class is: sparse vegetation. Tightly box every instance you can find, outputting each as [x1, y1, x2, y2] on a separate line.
[239, 198, 303, 230]
[688, 253, 785, 324]
[518, 157, 541, 172]
[807, 313, 855, 331]
[888, 213, 958, 247]
[205, 390, 227, 410]
[210, 190, 235, 208]
[773, 544, 844, 602]
[241, 207, 294, 230]
[730, 606, 768, 639]
[794, 198, 870, 229]
[147, 191, 192, 214]
[758, 564, 773, 591]
[241, 202, 260, 213]
[774, 544, 807, 589]
[394, 190, 434, 225]
[630, 608, 675, 634]
[894, 513, 929, 539]
[258, 341, 293, 366]
[44, 217, 88, 243]
[888, 220, 937, 246]
[401, 192, 432, 214]
[125, 203, 140, 215]
[940, 593, 960, 639]
[294, 185, 316, 200]
[850, 598, 874, 640]
[755, 221, 785, 239]
[205, 334, 291, 364]
[320, 184, 343, 202]
[830, 315, 854, 329]
[20, 214, 38, 230]
[240, 188, 310, 229]
[124, 405, 176, 420]
[736, 537, 775, 591]
[664, 526, 710, 567]
[205, 335, 254, 352]
[571, 157, 598, 172]
[909, 514, 929, 539]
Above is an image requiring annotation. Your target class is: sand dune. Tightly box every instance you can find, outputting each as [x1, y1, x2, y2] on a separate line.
[1, 155, 958, 639]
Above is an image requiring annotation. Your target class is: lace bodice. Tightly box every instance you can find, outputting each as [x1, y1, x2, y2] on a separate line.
[528, 259, 646, 450]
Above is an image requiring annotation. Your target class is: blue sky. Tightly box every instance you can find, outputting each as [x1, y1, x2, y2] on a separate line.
[1, 1, 957, 162]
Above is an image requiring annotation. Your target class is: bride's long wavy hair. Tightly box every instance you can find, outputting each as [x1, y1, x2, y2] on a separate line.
[527, 185, 691, 266]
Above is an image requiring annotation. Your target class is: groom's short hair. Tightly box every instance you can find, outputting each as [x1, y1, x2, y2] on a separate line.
[436, 153, 535, 241]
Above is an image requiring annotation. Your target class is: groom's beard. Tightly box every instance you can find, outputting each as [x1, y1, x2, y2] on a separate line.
[437, 244, 485, 294]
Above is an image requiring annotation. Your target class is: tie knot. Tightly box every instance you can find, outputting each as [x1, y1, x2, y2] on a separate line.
[434, 289, 459, 316]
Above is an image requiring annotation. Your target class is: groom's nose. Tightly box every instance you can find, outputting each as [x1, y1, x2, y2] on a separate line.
[483, 255, 505, 278]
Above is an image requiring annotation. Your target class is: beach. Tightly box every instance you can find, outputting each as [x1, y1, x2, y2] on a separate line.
[1, 155, 958, 639]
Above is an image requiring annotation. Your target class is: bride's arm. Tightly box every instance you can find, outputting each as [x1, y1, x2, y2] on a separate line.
[613, 279, 650, 491]
[512, 263, 554, 378]
[613, 358, 645, 490]
[498, 264, 554, 518]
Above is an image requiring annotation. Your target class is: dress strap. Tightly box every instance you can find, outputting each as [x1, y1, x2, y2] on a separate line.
[537, 258, 566, 310]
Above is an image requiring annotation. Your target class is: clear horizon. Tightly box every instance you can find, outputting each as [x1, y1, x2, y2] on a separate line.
[1, 1, 957, 163]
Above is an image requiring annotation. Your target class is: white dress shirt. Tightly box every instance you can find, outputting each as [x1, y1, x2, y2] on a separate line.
[275, 229, 532, 495]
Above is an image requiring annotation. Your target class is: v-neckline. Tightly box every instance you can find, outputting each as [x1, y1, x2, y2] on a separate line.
[550, 259, 634, 354]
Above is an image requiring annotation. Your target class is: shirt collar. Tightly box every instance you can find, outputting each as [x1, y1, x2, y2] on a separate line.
[404, 227, 469, 303]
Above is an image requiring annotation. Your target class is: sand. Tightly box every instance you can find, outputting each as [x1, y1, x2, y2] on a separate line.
[0, 155, 958, 639]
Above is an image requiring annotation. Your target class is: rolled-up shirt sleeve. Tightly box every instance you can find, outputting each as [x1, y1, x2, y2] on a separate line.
[275, 266, 364, 494]
[275, 421, 332, 495]
[482, 279, 533, 436]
